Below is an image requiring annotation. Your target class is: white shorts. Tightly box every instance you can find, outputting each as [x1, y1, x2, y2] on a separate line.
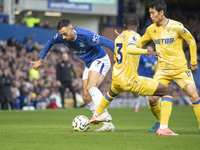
[82, 54, 111, 80]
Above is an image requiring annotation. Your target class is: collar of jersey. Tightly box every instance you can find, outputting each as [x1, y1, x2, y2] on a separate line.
[164, 19, 169, 27]
[71, 29, 77, 42]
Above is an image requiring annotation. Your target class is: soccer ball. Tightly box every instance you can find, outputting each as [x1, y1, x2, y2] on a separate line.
[72, 115, 90, 132]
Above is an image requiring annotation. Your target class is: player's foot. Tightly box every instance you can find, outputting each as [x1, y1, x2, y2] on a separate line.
[149, 121, 160, 132]
[95, 122, 115, 132]
[156, 127, 179, 136]
[90, 112, 112, 124]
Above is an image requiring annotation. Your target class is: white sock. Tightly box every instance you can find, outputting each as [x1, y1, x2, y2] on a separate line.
[87, 100, 96, 113]
[160, 125, 168, 129]
[88, 87, 103, 105]
[88, 87, 111, 125]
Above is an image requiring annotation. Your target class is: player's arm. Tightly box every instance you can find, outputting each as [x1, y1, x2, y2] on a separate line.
[127, 45, 160, 57]
[141, 27, 152, 47]
[87, 32, 115, 53]
[178, 25, 198, 71]
[30, 33, 60, 70]
[127, 33, 160, 57]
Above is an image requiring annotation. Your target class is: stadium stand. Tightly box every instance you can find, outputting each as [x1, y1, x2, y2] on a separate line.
[0, 1, 200, 110]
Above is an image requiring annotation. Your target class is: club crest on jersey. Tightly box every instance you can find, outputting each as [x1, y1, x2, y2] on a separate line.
[92, 34, 100, 43]
[167, 28, 170, 33]
[79, 42, 85, 47]
[154, 30, 156, 33]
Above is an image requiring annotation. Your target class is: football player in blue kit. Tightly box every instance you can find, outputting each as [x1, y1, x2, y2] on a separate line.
[31, 19, 115, 131]
[138, 45, 157, 78]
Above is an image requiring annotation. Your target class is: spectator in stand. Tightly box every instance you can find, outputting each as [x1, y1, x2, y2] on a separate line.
[7, 37, 16, 47]
[0, 6, 8, 23]
[0, 68, 13, 110]
[22, 14, 40, 28]
[22, 92, 36, 111]
[36, 88, 50, 110]
[24, 35, 33, 52]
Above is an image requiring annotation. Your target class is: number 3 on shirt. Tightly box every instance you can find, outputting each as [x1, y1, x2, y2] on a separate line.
[116, 43, 123, 64]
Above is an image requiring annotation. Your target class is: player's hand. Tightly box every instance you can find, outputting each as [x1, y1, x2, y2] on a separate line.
[147, 50, 161, 58]
[115, 30, 120, 36]
[30, 58, 43, 70]
[190, 64, 198, 72]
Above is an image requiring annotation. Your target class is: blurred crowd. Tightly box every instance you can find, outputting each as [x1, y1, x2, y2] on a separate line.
[0, 37, 84, 110]
[0, 10, 200, 110]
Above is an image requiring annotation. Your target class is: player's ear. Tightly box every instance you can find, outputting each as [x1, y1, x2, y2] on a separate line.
[160, 10, 164, 16]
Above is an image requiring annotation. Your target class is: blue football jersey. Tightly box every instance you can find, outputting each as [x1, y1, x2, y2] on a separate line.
[39, 28, 114, 67]
[138, 55, 157, 78]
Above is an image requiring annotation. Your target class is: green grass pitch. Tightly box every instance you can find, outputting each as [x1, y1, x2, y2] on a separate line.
[0, 106, 199, 150]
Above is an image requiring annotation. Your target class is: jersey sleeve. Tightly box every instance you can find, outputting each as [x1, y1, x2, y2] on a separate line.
[126, 34, 148, 55]
[176, 24, 197, 65]
[127, 33, 141, 48]
[86, 31, 115, 53]
[141, 27, 152, 47]
[39, 33, 61, 59]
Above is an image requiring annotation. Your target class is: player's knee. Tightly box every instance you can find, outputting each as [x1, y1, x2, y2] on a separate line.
[149, 96, 159, 104]
[188, 92, 199, 103]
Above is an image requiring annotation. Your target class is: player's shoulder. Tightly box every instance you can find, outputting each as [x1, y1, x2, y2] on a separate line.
[117, 30, 141, 44]
[169, 19, 184, 29]
[53, 32, 62, 40]
[125, 30, 141, 40]
[169, 19, 183, 26]
[146, 23, 157, 30]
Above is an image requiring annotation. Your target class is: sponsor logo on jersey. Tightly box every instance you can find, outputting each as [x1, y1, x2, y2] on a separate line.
[154, 38, 174, 44]
[71, 48, 86, 54]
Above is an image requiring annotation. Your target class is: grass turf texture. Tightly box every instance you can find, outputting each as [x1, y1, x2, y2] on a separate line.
[0, 106, 199, 150]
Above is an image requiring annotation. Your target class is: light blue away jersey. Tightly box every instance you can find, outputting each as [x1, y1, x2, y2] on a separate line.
[39, 28, 114, 67]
